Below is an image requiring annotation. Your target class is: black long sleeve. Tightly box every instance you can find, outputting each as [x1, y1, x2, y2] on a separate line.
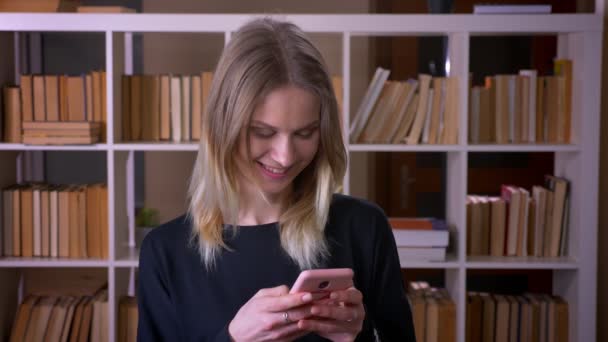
[137, 194, 416, 341]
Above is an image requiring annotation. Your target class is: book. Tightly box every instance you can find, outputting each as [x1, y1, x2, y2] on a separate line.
[473, 4, 551, 14]
[76, 6, 136, 13]
[397, 246, 446, 262]
[391, 219, 449, 247]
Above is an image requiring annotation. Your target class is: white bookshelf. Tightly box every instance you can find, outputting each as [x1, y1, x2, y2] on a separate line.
[0, 13, 602, 342]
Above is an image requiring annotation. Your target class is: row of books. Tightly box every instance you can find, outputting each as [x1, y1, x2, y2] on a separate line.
[389, 218, 449, 262]
[466, 175, 569, 258]
[466, 292, 568, 342]
[118, 296, 138, 342]
[121, 72, 212, 142]
[350, 67, 460, 145]
[121, 73, 344, 143]
[1, 183, 109, 259]
[469, 59, 572, 144]
[1, 71, 108, 143]
[407, 281, 456, 342]
[9, 290, 108, 342]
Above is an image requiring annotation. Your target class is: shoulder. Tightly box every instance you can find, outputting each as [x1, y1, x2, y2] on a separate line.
[329, 193, 387, 221]
[140, 214, 192, 260]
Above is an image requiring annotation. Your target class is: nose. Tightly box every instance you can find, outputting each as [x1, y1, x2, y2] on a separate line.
[271, 134, 295, 167]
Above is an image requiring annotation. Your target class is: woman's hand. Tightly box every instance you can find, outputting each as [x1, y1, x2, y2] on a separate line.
[297, 287, 365, 342]
[228, 285, 314, 342]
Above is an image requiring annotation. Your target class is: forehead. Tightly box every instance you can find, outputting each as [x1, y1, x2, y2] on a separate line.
[251, 85, 320, 129]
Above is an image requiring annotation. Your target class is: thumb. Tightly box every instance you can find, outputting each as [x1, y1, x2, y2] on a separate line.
[254, 285, 290, 298]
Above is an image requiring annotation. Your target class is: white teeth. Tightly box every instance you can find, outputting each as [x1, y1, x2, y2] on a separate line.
[261, 163, 286, 174]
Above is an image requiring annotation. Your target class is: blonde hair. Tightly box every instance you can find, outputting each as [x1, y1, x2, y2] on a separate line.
[187, 17, 347, 271]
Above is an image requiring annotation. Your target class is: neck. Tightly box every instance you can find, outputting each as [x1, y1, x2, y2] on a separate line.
[237, 182, 291, 226]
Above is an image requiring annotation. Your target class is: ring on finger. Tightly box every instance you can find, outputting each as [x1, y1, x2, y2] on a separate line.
[283, 311, 292, 324]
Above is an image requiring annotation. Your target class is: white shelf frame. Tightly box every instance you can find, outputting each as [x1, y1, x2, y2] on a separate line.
[0, 13, 602, 342]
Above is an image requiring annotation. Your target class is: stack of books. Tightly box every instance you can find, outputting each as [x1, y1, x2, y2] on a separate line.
[468, 59, 572, 144]
[466, 175, 569, 258]
[118, 296, 138, 342]
[1, 71, 107, 144]
[9, 286, 108, 342]
[1, 183, 109, 259]
[389, 217, 449, 262]
[407, 281, 456, 342]
[121, 73, 343, 143]
[22, 121, 101, 145]
[350, 67, 460, 145]
[467, 291, 568, 342]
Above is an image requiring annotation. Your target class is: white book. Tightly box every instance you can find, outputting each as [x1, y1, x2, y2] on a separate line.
[473, 4, 551, 14]
[33, 188, 41, 257]
[350, 68, 390, 142]
[181, 76, 191, 142]
[519, 70, 537, 142]
[421, 88, 434, 144]
[397, 246, 446, 262]
[350, 67, 384, 138]
[170, 76, 182, 142]
[50, 189, 58, 258]
[391, 228, 449, 248]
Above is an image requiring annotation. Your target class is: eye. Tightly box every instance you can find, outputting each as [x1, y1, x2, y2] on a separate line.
[295, 127, 318, 139]
[250, 127, 275, 138]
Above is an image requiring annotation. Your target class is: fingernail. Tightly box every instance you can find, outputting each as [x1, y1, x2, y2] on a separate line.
[311, 306, 320, 315]
[302, 293, 312, 302]
[330, 292, 338, 299]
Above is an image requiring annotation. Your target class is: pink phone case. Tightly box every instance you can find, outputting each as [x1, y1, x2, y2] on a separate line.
[289, 268, 354, 300]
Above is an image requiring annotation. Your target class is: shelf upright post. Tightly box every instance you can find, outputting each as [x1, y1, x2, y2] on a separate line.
[446, 31, 469, 342]
[342, 31, 351, 195]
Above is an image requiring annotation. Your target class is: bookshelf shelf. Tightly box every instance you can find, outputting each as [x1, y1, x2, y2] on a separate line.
[112, 143, 199, 151]
[399, 254, 460, 269]
[114, 246, 139, 267]
[348, 144, 463, 152]
[0, 12, 601, 342]
[467, 144, 580, 152]
[0, 258, 110, 268]
[465, 256, 578, 270]
[0, 14, 600, 34]
[0, 143, 110, 151]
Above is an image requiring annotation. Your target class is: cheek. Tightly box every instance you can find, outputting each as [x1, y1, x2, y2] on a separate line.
[297, 138, 320, 163]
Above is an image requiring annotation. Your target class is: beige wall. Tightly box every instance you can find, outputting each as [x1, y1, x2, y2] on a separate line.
[142, 0, 374, 222]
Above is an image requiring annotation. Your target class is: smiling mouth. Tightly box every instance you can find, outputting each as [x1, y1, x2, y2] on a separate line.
[257, 161, 289, 176]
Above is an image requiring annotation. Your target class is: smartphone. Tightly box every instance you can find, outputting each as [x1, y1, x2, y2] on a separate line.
[289, 268, 354, 301]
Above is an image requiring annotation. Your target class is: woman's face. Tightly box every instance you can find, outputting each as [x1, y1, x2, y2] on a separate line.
[236, 85, 321, 199]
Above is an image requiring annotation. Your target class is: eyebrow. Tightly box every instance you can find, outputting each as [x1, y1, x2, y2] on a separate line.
[250, 120, 320, 131]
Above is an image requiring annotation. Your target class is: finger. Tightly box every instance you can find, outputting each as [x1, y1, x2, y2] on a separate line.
[262, 292, 314, 312]
[310, 303, 357, 322]
[297, 318, 346, 334]
[254, 285, 290, 298]
[275, 304, 315, 323]
[329, 287, 363, 305]
[279, 330, 310, 342]
[261, 321, 303, 341]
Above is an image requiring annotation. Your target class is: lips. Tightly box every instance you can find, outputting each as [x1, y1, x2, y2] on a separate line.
[257, 161, 290, 179]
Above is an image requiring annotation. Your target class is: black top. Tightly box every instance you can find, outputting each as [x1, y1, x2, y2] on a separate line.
[137, 194, 416, 341]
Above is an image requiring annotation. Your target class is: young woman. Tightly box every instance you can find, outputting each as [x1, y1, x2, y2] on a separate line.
[137, 17, 416, 342]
